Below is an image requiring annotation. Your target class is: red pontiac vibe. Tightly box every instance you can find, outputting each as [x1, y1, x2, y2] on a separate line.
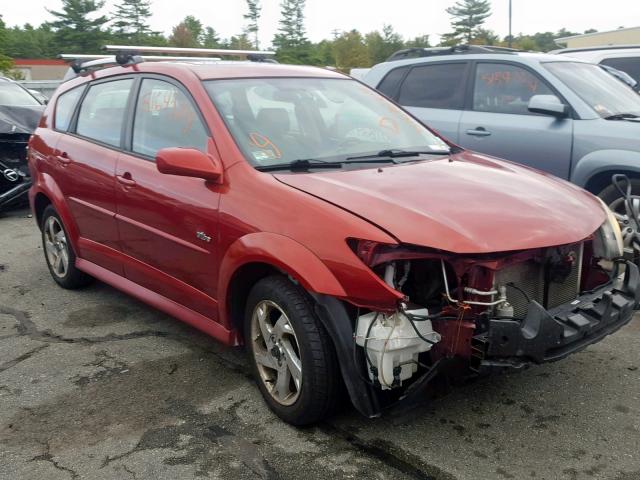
[28, 57, 639, 425]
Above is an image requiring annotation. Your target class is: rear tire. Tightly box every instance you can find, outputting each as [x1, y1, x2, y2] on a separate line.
[244, 275, 339, 426]
[41, 205, 93, 289]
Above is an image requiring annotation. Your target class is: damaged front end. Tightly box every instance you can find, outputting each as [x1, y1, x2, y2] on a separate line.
[0, 104, 43, 213]
[318, 209, 639, 417]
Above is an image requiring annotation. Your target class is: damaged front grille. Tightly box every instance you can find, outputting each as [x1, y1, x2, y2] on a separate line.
[494, 243, 583, 318]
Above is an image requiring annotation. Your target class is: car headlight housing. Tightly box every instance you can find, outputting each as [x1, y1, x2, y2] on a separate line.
[593, 198, 624, 260]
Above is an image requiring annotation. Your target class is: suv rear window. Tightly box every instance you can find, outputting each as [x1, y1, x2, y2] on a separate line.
[76, 79, 133, 147]
[398, 63, 467, 109]
[601, 57, 640, 83]
[473, 63, 553, 115]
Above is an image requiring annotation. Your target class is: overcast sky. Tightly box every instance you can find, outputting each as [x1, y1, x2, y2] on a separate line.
[2, 0, 637, 47]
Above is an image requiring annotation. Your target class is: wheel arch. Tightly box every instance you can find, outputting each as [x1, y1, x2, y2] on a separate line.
[571, 150, 640, 193]
[218, 232, 347, 339]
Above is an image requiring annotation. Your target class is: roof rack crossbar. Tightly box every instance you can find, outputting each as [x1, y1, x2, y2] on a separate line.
[104, 45, 276, 58]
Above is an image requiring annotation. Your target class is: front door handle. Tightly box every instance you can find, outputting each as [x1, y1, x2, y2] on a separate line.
[116, 173, 137, 187]
[466, 127, 492, 137]
[55, 152, 71, 165]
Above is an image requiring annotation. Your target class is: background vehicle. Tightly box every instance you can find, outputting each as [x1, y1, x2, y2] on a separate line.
[552, 45, 640, 86]
[0, 77, 44, 213]
[362, 46, 640, 202]
[28, 47, 638, 426]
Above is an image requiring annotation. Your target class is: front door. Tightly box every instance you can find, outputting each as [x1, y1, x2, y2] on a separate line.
[458, 62, 574, 179]
[54, 77, 135, 274]
[115, 77, 221, 319]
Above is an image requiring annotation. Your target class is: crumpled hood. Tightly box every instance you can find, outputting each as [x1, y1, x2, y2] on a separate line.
[0, 105, 44, 135]
[274, 152, 605, 253]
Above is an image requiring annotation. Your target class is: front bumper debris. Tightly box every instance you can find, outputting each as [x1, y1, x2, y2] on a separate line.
[473, 260, 640, 373]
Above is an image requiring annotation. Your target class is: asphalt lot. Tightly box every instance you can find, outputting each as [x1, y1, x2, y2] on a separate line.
[0, 207, 639, 480]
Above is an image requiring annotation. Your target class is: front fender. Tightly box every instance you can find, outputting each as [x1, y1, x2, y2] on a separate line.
[217, 232, 347, 327]
[571, 150, 640, 188]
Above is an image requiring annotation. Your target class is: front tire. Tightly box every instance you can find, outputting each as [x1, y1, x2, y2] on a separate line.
[244, 275, 339, 426]
[41, 205, 93, 289]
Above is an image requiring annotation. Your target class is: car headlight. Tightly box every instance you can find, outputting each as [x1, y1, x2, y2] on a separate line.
[593, 198, 624, 260]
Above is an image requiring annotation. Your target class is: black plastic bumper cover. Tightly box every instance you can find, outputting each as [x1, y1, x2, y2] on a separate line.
[477, 261, 640, 370]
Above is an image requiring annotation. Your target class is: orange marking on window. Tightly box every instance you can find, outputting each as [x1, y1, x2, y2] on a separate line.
[249, 133, 282, 159]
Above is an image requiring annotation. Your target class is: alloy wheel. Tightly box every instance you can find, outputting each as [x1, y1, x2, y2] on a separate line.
[250, 300, 302, 406]
[44, 216, 69, 278]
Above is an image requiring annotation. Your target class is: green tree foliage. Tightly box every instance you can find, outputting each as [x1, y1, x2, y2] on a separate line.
[202, 27, 221, 48]
[168, 16, 204, 48]
[47, 0, 108, 53]
[366, 25, 405, 64]
[0, 16, 15, 76]
[443, 0, 492, 44]
[273, 0, 310, 63]
[244, 0, 261, 49]
[112, 0, 159, 44]
[333, 30, 369, 72]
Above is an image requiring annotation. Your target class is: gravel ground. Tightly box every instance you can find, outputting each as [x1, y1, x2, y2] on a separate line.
[0, 207, 639, 480]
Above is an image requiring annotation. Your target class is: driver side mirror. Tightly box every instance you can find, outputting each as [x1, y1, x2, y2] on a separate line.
[156, 148, 223, 183]
[527, 95, 569, 117]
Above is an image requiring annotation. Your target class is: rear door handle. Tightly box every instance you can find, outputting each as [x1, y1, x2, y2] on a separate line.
[116, 174, 137, 187]
[55, 152, 71, 165]
[466, 127, 492, 137]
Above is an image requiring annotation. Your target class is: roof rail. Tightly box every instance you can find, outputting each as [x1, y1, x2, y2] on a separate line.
[59, 45, 278, 79]
[385, 44, 523, 62]
[551, 44, 640, 55]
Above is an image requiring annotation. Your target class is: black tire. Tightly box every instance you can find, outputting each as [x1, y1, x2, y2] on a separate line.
[244, 275, 339, 426]
[41, 205, 93, 289]
[597, 177, 640, 208]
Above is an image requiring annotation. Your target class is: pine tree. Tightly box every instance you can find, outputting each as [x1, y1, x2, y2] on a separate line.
[273, 0, 308, 50]
[202, 27, 220, 48]
[444, 0, 492, 44]
[244, 0, 261, 49]
[47, 0, 108, 53]
[111, 0, 158, 44]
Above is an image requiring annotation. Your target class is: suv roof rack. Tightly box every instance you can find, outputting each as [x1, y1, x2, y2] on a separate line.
[60, 44, 278, 77]
[385, 44, 523, 62]
[551, 44, 640, 55]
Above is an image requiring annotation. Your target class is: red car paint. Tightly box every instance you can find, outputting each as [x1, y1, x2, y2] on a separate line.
[28, 61, 605, 348]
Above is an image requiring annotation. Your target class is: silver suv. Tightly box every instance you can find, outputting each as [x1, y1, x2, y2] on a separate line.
[361, 46, 640, 202]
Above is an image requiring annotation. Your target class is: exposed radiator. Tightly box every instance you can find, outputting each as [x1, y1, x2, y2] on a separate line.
[494, 243, 583, 318]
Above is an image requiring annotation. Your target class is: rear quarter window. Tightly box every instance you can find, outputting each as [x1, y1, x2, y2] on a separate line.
[376, 66, 409, 99]
[54, 86, 85, 132]
[398, 63, 468, 109]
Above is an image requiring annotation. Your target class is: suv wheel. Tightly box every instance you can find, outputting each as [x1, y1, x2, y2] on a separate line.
[41, 205, 93, 289]
[597, 177, 640, 208]
[244, 275, 339, 425]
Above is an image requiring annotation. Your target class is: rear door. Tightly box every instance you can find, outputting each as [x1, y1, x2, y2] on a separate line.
[392, 61, 470, 142]
[53, 77, 135, 274]
[458, 61, 573, 179]
[115, 76, 221, 319]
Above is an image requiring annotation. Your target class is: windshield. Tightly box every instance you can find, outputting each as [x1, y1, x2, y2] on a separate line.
[0, 81, 41, 107]
[204, 77, 449, 168]
[544, 61, 640, 118]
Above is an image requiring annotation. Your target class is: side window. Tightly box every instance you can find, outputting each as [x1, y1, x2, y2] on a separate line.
[76, 79, 133, 147]
[377, 66, 409, 99]
[398, 63, 468, 109]
[601, 57, 640, 83]
[473, 63, 553, 115]
[132, 79, 208, 158]
[55, 86, 84, 132]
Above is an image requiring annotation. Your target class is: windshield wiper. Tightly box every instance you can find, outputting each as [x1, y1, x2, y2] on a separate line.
[345, 148, 452, 162]
[604, 113, 640, 120]
[255, 158, 345, 172]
